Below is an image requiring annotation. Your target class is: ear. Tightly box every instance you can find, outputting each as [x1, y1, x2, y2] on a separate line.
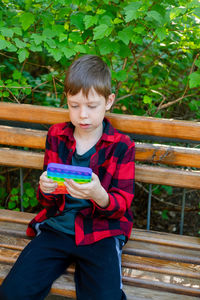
[105, 93, 115, 111]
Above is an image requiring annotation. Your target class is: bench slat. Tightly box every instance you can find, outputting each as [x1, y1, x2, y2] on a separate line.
[122, 254, 200, 279]
[0, 148, 200, 188]
[0, 240, 199, 297]
[0, 210, 199, 298]
[1, 125, 200, 168]
[0, 148, 44, 169]
[0, 265, 194, 300]
[130, 229, 200, 250]
[1, 102, 200, 141]
[125, 241, 200, 264]
[1, 239, 199, 280]
[1, 233, 199, 280]
[0, 210, 200, 250]
[0, 126, 46, 149]
[136, 143, 200, 168]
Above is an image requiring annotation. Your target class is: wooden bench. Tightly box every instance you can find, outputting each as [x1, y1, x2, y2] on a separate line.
[0, 102, 200, 299]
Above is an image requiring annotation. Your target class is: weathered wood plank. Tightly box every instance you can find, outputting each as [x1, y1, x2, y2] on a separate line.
[0, 102, 70, 125]
[0, 125, 46, 149]
[124, 240, 200, 264]
[136, 143, 200, 168]
[0, 148, 200, 188]
[0, 264, 195, 300]
[1, 102, 200, 140]
[1, 126, 200, 168]
[0, 148, 44, 169]
[130, 229, 200, 250]
[0, 210, 200, 251]
[135, 164, 200, 189]
[0, 242, 199, 297]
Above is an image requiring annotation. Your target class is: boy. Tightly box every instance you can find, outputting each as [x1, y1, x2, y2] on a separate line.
[0, 55, 135, 300]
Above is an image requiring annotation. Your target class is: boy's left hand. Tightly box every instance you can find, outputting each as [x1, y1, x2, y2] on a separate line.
[64, 172, 109, 208]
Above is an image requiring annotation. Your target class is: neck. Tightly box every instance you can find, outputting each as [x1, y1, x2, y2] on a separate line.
[74, 124, 103, 155]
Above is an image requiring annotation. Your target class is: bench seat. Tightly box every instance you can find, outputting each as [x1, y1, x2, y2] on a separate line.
[0, 209, 199, 299]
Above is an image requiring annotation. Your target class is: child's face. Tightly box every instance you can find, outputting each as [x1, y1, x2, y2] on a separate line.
[67, 88, 115, 135]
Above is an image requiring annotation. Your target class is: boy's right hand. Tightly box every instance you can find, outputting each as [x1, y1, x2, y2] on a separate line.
[39, 171, 57, 194]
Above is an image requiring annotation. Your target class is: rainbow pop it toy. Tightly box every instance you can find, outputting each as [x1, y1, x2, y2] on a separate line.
[47, 163, 92, 194]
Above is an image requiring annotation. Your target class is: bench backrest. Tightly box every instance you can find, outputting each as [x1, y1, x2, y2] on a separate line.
[0, 102, 200, 190]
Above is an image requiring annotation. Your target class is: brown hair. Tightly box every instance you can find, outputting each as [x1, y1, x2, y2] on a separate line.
[64, 55, 111, 99]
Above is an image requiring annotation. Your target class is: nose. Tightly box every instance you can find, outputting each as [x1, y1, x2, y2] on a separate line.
[79, 106, 88, 118]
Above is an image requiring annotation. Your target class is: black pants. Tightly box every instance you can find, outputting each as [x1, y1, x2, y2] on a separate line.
[0, 226, 126, 300]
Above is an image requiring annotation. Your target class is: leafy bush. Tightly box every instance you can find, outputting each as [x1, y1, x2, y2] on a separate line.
[0, 0, 199, 118]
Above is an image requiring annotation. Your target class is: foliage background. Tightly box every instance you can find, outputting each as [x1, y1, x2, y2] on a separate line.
[0, 0, 200, 118]
[0, 0, 200, 234]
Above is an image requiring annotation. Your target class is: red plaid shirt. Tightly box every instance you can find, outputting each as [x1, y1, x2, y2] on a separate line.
[26, 118, 135, 245]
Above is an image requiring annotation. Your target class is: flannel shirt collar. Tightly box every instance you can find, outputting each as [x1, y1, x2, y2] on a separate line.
[57, 118, 115, 143]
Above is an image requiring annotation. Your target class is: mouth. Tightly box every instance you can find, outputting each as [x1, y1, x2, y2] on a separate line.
[79, 123, 90, 129]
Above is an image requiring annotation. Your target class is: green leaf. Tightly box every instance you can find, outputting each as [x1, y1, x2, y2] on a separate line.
[96, 9, 106, 15]
[170, 7, 186, 20]
[8, 201, 16, 209]
[99, 15, 112, 26]
[69, 32, 83, 43]
[1, 28, 14, 38]
[96, 38, 113, 55]
[155, 28, 167, 41]
[84, 15, 98, 29]
[74, 44, 87, 53]
[113, 18, 123, 24]
[195, 58, 200, 68]
[50, 49, 62, 61]
[115, 70, 127, 81]
[43, 28, 56, 39]
[118, 27, 134, 45]
[62, 47, 75, 58]
[188, 100, 200, 111]
[30, 197, 38, 207]
[0, 175, 5, 182]
[189, 72, 200, 88]
[0, 39, 8, 50]
[118, 43, 132, 58]
[14, 38, 27, 49]
[124, 2, 142, 22]
[12, 70, 21, 80]
[13, 27, 22, 36]
[10, 188, 19, 195]
[59, 33, 68, 42]
[162, 209, 168, 220]
[146, 11, 163, 24]
[70, 13, 84, 30]
[22, 200, 29, 208]
[24, 87, 32, 95]
[93, 24, 112, 40]
[10, 195, 19, 202]
[52, 25, 65, 36]
[46, 38, 56, 48]
[193, 7, 200, 18]
[2, 91, 9, 97]
[162, 185, 173, 195]
[20, 12, 35, 31]
[7, 43, 17, 52]
[30, 43, 42, 52]
[25, 188, 35, 197]
[18, 49, 29, 63]
[143, 95, 152, 104]
[31, 34, 43, 46]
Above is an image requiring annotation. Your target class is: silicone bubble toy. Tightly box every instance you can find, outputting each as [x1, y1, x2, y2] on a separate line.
[47, 163, 92, 194]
